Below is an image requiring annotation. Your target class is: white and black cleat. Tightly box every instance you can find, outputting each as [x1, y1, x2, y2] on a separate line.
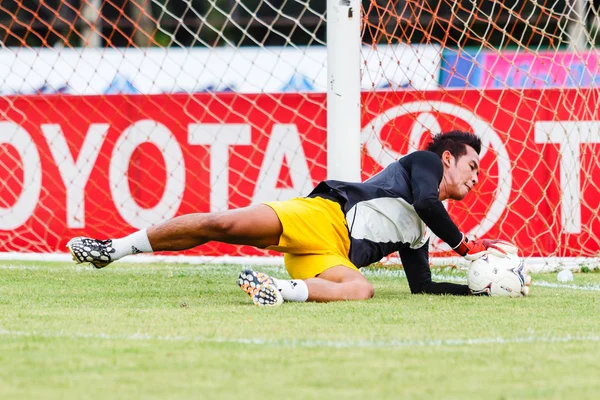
[237, 269, 283, 307]
[252, 284, 284, 307]
[67, 237, 115, 269]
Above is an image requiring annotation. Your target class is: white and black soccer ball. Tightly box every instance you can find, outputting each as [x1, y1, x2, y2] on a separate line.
[467, 253, 529, 297]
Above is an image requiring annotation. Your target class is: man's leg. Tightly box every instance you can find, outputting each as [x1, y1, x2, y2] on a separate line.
[304, 266, 374, 302]
[239, 266, 374, 305]
[68, 205, 283, 268]
[146, 205, 282, 250]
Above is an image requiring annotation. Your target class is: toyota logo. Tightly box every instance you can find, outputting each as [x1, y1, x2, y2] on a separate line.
[361, 101, 512, 252]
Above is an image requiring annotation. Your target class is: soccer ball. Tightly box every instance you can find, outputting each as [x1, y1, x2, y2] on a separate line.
[467, 253, 528, 297]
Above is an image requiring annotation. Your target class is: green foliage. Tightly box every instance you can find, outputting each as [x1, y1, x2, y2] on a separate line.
[0, 262, 599, 399]
[153, 30, 172, 48]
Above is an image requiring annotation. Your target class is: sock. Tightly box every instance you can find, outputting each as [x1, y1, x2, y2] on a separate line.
[272, 278, 309, 302]
[111, 229, 153, 260]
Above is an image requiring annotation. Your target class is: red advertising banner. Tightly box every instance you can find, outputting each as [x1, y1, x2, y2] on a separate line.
[1, 90, 599, 258]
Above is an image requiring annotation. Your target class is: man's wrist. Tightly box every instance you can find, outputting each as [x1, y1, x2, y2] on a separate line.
[453, 234, 470, 256]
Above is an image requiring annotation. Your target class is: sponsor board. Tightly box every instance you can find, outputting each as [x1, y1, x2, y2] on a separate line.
[1, 89, 600, 257]
[0, 45, 440, 95]
[441, 49, 600, 89]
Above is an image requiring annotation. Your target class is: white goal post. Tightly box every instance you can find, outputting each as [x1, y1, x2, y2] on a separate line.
[327, 0, 362, 182]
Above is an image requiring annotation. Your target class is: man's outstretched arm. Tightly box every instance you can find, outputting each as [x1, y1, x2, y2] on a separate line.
[399, 241, 469, 295]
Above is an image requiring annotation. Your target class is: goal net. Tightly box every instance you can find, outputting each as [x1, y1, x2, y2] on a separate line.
[0, 0, 598, 271]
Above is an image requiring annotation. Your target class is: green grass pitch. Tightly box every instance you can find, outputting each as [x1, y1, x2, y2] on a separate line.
[1, 261, 599, 399]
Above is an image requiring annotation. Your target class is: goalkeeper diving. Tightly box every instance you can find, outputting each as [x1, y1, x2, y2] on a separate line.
[67, 131, 530, 306]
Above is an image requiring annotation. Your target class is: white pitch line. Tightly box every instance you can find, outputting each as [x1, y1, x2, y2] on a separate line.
[360, 270, 600, 292]
[0, 328, 598, 348]
[3, 263, 600, 291]
[0, 263, 290, 276]
[533, 280, 600, 291]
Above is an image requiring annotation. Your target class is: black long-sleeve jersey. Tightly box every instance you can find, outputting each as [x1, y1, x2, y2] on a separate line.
[308, 150, 469, 295]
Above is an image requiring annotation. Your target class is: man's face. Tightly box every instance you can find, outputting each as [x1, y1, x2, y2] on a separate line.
[442, 146, 480, 200]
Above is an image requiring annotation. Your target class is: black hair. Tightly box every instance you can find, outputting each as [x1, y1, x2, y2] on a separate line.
[425, 130, 481, 159]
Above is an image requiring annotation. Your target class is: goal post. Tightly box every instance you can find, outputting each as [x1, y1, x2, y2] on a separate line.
[1, 0, 600, 273]
[327, 0, 362, 182]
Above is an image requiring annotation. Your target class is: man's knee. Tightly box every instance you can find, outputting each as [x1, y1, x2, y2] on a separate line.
[204, 214, 236, 237]
[199, 206, 282, 247]
[352, 281, 375, 300]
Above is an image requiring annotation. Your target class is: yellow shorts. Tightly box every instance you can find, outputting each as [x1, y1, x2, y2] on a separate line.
[264, 197, 358, 279]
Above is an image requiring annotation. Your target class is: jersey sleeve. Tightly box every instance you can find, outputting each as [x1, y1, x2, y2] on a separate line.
[399, 241, 470, 295]
[401, 151, 463, 249]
